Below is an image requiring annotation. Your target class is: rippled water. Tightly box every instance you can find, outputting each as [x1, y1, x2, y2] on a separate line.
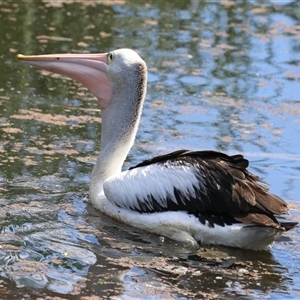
[0, 1, 300, 299]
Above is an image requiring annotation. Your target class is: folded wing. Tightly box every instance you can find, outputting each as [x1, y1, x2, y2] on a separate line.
[103, 150, 289, 229]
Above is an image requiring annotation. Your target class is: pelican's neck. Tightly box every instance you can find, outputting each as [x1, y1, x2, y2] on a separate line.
[94, 100, 140, 179]
[89, 62, 147, 208]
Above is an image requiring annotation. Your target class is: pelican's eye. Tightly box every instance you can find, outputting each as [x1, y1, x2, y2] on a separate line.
[107, 52, 115, 64]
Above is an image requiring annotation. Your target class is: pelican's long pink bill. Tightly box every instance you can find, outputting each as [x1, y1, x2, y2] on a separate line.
[17, 53, 112, 108]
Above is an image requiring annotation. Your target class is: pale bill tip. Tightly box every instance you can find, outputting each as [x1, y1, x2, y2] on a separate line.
[16, 54, 25, 60]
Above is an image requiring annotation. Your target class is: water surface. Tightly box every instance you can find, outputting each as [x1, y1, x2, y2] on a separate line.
[0, 1, 300, 299]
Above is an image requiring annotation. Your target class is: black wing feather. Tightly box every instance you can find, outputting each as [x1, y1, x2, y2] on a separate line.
[129, 150, 295, 230]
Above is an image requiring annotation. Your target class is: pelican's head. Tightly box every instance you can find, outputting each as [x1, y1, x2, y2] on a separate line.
[17, 48, 147, 109]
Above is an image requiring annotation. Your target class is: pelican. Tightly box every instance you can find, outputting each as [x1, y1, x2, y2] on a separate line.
[17, 49, 297, 250]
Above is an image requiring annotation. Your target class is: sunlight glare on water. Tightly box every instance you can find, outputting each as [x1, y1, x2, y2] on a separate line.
[0, 1, 300, 299]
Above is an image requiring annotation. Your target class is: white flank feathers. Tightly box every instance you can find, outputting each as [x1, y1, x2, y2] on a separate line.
[103, 163, 203, 211]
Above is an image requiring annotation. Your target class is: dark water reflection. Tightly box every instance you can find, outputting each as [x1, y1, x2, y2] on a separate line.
[1, 1, 300, 299]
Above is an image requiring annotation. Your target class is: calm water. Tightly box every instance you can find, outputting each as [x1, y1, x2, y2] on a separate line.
[1, 1, 300, 299]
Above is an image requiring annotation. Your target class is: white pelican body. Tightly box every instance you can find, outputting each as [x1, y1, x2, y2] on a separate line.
[17, 49, 297, 250]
